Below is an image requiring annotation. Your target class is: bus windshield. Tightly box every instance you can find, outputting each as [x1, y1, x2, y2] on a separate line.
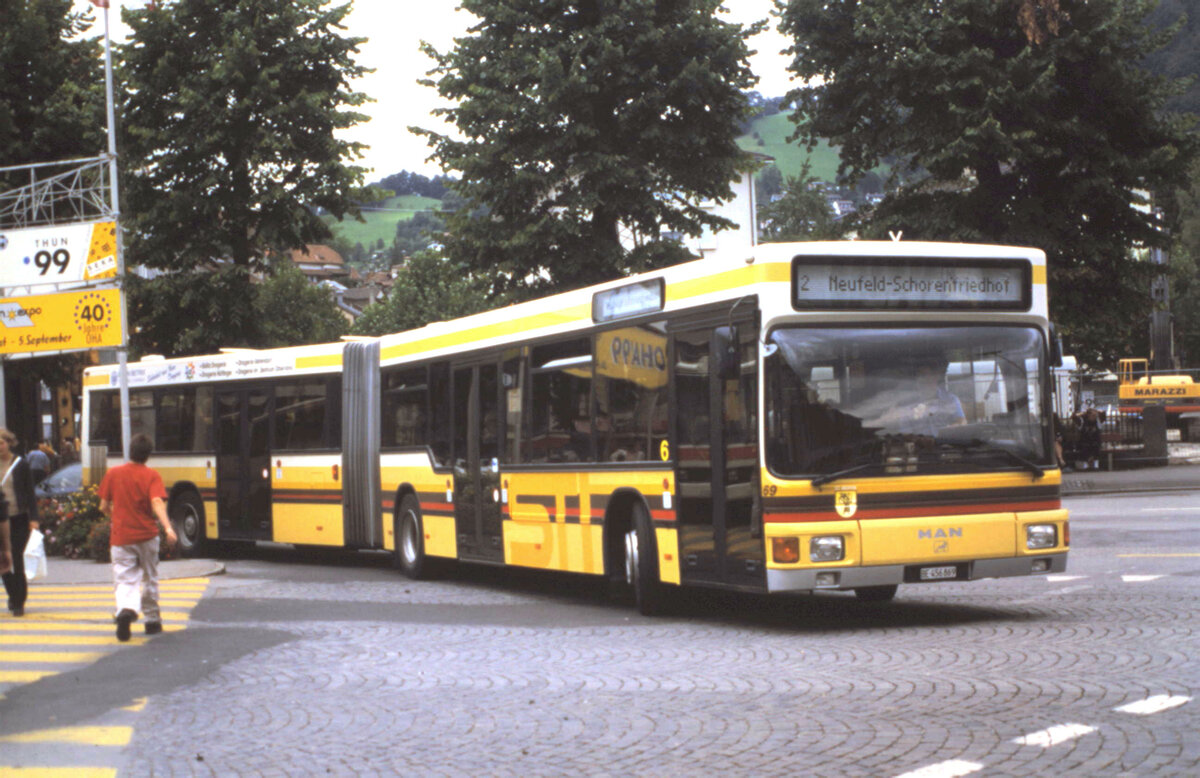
[766, 326, 1050, 478]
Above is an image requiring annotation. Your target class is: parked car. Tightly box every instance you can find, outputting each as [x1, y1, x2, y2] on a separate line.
[34, 463, 83, 501]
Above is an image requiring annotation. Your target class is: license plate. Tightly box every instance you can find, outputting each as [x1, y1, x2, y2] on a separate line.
[920, 565, 958, 581]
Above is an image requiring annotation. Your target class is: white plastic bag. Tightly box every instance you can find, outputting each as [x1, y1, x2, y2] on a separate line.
[24, 528, 48, 582]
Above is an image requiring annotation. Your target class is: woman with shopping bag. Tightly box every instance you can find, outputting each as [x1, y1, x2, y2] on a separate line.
[0, 429, 40, 616]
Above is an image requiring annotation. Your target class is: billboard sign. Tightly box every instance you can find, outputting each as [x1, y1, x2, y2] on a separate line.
[0, 221, 118, 287]
[0, 287, 124, 356]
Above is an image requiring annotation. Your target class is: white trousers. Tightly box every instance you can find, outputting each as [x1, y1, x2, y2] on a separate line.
[111, 537, 161, 622]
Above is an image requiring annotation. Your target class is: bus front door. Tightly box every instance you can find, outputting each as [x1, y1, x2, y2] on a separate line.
[452, 363, 504, 563]
[674, 324, 764, 589]
[215, 388, 273, 540]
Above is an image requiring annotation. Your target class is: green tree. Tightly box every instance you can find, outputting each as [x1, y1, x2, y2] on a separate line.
[758, 163, 840, 242]
[755, 164, 784, 204]
[255, 263, 349, 347]
[119, 0, 373, 354]
[351, 250, 496, 336]
[416, 0, 763, 298]
[1170, 158, 1200, 366]
[0, 0, 105, 171]
[778, 0, 1198, 366]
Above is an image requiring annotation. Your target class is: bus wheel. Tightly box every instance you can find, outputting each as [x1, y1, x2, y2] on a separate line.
[394, 494, 429, 580]
[170, 490, 205, 558]
[854, 585, 899, 602]
[625, 501, 670, 616]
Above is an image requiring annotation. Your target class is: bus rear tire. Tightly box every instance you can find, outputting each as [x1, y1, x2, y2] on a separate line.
[169, 490, 206, 558]
[394, 494, 431, 580]
[625, 501, 670, 616]
[854, 584, 898, 602]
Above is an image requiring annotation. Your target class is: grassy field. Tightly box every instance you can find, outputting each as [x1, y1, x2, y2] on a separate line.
[327, 194, 441, 247]
[736, 112, 843, 183]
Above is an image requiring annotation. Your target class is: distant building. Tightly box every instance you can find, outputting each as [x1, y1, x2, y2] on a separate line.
[289, 244, 348, 282]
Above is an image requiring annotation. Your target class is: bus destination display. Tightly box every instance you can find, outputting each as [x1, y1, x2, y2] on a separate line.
[792, 256, 1031, 310]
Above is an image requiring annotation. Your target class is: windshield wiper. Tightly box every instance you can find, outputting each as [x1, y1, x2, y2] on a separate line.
[941, 438, 1046, 479]
[810, 462, 882, 489]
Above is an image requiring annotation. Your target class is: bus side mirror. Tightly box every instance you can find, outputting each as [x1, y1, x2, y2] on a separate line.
[1049, 323, 1064, 368]
[715, 326, 741, 380]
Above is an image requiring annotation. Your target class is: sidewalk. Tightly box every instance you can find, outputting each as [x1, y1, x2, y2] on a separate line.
[1061, 460, 1200, 497]
[31, 556, 225, 586]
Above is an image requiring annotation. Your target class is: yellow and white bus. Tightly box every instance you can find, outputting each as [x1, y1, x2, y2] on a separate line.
[82, 241, 1068, 613]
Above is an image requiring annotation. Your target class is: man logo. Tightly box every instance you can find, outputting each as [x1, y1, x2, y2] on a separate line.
[834, 487, 857, 518]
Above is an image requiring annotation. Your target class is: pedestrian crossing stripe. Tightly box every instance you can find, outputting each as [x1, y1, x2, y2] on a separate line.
[0, 651, 107, 663]
[0, 621, 186, 633]
[0, 726, 133, 746]
[0, 579, 212, 777]
[0, 769, 116, 777]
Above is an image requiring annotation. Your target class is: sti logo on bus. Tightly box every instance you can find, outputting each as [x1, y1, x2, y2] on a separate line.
[919, 527, 963, 539]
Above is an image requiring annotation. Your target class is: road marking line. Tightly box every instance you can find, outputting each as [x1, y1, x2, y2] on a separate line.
[0, 651, 107, 663]
[2, 635, 147, 646]
[1118, 553, 1200, 557]
[1121, 575, 1164, 582]
[0, 622, 185, 633]
[1115, 695, 1191, 715]
[0, 726, 132, 746]
[1046, 575, 1084, 582]
[0, 669, 58, 683]
[122, 697, 148, 712]
[893, 759, 983, 778]
[0, 769, 116, 777]
[1012, 723, 1095, 747]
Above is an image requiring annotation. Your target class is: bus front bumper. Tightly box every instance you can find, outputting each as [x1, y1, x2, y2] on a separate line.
[766, 553, 1068, 593]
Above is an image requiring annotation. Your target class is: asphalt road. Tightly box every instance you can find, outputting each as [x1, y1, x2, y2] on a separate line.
[2, 490, 1197, 777]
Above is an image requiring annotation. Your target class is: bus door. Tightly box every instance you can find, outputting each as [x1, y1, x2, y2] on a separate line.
[215, 387, 273, 540]
[673, 321, 764, 589]
[452, 362, 504, 562]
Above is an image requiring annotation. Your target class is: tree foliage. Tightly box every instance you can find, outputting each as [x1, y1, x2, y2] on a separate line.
[373, 170, 454, 199]
[128, 262, 347, 358]
[255, 263, 349, 347]
[0, 0, 105, 172]
[117, 0, 373, 356]
[778, 0, 1199, 366]
[1142, 0, 1200, 116]
[351, 251, 496, 337]
[415, 0, 763, 298]
[758, 163, 841, 242]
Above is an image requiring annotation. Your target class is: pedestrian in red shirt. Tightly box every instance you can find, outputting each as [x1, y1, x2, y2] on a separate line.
[98, 433, 177, 641]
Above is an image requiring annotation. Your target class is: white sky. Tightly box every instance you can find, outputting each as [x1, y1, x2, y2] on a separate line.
[76, 1, 795, 179]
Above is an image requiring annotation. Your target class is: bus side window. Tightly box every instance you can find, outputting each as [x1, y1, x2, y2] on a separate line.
[428, 362, 451, 466]
[382, 366, 428, 448]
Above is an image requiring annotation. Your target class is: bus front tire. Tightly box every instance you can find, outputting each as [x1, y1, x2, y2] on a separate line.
[169, 490, 206, 558]
[854, 584, 899, 602]
[394, 494, 430, 580]
[625, 501, 670, 616]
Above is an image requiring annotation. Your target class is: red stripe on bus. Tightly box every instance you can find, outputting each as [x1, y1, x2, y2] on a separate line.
[650, 510, 676, 521]
[765, 499, 1061, 523]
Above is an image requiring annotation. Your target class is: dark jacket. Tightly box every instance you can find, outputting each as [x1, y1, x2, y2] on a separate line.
[3, 455, 39, 522]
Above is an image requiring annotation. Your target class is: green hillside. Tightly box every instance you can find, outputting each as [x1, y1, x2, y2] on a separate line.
[327, 195, 441, 247]
[736, 112, 843, 183]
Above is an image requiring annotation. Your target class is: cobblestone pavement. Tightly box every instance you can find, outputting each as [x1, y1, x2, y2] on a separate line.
[6, 492, 1198, 777]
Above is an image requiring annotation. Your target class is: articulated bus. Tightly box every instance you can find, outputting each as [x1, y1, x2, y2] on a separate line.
[82, 241, 1068, 614]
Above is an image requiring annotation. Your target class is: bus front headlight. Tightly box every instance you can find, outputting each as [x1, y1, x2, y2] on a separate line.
[1026, 524, 1057, 549]
[810, 536, 845, 562]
